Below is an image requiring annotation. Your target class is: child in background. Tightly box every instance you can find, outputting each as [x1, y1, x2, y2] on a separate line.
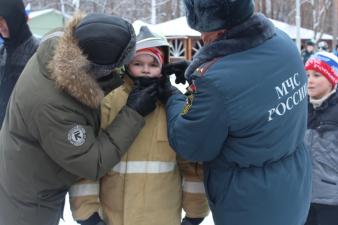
[69, 26, 209, 225]
[304, 52, 338, 225]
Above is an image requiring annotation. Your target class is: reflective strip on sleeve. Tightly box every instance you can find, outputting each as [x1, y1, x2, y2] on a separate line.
[182, 179, 206, 194]
[112, 161, 176, 174]
[69, 183, 99, 197]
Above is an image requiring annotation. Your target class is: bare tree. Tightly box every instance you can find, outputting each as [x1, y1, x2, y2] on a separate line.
[333, 0, 338, 48]
[301, 0, 333, 41]
[26, 0, 336, 44]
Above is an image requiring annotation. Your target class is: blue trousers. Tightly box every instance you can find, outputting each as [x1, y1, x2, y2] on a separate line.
[304, 203, 338, 225]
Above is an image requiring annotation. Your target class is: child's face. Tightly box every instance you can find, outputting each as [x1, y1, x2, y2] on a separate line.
[307, 70, 333, 99]
[128, 54, 162, 78]
[306, 45, 314, 53]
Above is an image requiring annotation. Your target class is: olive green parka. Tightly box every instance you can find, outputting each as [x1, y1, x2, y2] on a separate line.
[0, 14, 144, 225]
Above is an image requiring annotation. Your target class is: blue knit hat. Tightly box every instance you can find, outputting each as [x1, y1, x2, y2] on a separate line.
[184, 0, 255, 32]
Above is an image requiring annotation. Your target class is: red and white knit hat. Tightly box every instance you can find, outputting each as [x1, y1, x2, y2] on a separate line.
[305, 52, 338, 86]
[134, 47, 165, 65]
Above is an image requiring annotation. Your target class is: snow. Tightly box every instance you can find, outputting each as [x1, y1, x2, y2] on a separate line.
[154, 17, 201, 37]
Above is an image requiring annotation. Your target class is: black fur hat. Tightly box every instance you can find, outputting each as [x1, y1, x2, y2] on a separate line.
[184, 0, 255, 32]
[74, 13, 136, 72]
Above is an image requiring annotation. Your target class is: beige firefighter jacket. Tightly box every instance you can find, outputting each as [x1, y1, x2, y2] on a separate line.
[69, 78, 209, 225]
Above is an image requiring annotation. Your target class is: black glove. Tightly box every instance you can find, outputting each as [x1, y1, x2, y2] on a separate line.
[77, 213, 106, 225]
[126, 83, 158, 117]
[134, 77, 160, 89]
[181, 217, 204, 225]
[158, 76, 181, 104]
[162, 60, 190, 84]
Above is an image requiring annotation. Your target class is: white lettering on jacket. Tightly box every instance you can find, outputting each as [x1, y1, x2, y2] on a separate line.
[268, 73, 307, 121]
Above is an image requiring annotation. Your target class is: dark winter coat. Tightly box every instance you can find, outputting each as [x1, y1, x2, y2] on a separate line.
[301, 50, 314, 64]
[0, 0, 39, 128]
[166, 13, 311, 225]
[0, 14, 144, 225]
[305, 91, 338, 206]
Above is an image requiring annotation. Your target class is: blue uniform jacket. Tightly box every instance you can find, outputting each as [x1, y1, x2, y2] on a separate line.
[166, 14, 311, 225]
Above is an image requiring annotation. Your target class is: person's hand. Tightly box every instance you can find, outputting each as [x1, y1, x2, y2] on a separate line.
[126, 83, 158, 117]
[77, 213, 106, 225]
[162, 60, 190, 84]
[133, 77, 160, 89]
[181, 217, 205, 225]
[158, 76, 182, 104]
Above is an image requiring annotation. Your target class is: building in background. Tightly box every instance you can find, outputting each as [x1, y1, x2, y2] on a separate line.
[28, 9, 69, 37]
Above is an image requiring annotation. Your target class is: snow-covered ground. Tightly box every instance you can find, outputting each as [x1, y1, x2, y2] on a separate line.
[59, 194, 215, 225]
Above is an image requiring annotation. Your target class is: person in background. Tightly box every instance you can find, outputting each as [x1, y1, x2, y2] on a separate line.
[302, 39, 316, 64]
[0, 0, 39, 128]
[317, 41, 329, 52]
[304, 52, 338, 225]
[0, 13, 158, 225]
[333, 44, 338, 57]
[161, 0, 311, 225]
[70, 26, 209, 225]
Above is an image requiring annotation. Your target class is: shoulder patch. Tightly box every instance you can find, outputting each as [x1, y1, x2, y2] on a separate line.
[68, 125, 86, 146]
[195, 57, 222, 77]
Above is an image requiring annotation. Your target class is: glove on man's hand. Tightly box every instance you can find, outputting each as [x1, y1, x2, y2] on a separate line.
[162, 60, 190, 85]
[133, 77, 160, 89]
[158, 76, 182, 104]
[77, 212, 106, 225]
[126, 83, 158, 117]
[181, 217, 205, 225]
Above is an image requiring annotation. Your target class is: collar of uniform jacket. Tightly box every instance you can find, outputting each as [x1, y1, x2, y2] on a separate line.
[185, 13, 276, 80]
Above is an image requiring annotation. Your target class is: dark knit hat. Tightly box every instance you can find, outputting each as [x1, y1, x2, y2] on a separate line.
[74, 13, 136, 76]
[184, 0, 255, 32]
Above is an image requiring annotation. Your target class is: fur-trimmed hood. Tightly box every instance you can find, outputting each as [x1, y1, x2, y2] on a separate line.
[37, 13, 104, 109]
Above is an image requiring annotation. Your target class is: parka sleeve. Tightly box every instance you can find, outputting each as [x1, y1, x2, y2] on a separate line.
[166, 74, 228, 161]
[69, 91, 127, 222]
[32, 104, 144, 180]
